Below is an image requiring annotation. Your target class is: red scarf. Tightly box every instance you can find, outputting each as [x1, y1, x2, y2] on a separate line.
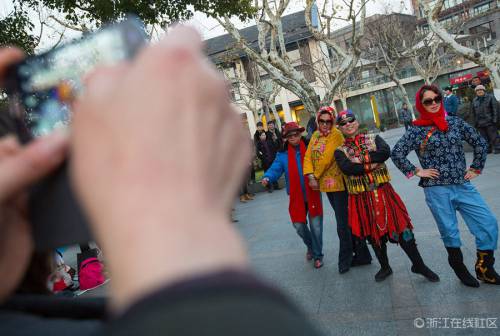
[288, 142, 323, 223]
[413, 87, 448, 132]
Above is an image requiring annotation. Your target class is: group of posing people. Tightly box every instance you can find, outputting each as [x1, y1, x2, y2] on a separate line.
[261, 84, 500, 287]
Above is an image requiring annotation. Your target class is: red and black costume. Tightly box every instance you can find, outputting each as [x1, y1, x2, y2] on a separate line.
[334, 109, 439, 283]
[334, 133, 412, 246]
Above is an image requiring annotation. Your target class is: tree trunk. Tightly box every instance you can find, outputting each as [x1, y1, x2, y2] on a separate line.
[341, 97, 347, 110]
[391, 76, 416, 120]
[269, 103, 282, 129]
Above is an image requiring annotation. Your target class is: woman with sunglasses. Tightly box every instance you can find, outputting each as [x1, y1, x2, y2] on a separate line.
[392, 84, 499, 287]
[262, 122, 324, 268]
[303, 106, 372, 273]
[334, 110, 439, 282]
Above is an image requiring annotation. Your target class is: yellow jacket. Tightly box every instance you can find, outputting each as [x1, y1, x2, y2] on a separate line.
[303, 128, 345, 192]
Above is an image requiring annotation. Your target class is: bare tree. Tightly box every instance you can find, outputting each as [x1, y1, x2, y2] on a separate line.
[233, 65, 283, 129]
[409, 32, 446, 85]
[419, 0, 500, 98]
[366, 14, 416, 118]
[216, 0, 368, 116]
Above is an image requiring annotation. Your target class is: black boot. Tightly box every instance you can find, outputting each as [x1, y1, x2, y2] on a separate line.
[351, 237, 372, 267]
[372, 242, 392, 282]
[446, 247, 479, 287]
[475, 250, 500, 285]
[400, 239, 439, 282]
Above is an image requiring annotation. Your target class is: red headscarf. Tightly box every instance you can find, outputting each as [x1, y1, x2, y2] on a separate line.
[413, 85, 448, 132]
[316, 106, 336, 136]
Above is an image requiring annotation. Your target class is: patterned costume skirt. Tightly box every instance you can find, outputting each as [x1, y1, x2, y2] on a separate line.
[348, 183, 413, 246]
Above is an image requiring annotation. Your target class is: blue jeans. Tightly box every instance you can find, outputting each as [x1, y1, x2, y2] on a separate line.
[292, 203, 323, 261]
[424, 182, 498, 250]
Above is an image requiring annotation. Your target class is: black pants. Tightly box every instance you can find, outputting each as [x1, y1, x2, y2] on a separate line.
[477, 125, 500, 153]
[326, 191, 371, 269]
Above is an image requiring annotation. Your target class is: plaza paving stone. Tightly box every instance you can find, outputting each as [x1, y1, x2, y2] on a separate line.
[234, 126, 500, 336]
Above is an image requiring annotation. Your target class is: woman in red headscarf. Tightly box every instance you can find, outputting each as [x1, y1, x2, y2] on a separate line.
[392, 84, 499, 288]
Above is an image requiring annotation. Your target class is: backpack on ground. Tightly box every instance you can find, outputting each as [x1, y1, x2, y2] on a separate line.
[78, 257, 105, 290]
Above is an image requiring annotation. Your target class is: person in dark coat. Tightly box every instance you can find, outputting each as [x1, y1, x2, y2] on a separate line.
[443, 86, 459, 117]
[256, 131, 277, 192]
[253, 121, 265, 144]
[305, 115, 317, 146]
[398, 103, 413, 130]
[266, 120, 283, 150]
[472, 85, 500, 154]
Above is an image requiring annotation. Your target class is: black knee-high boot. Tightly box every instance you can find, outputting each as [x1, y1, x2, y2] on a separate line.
[475, 250, 500, 285]
[372, 242, 392, 282]
[399, 239, 439, 282]
[446, 247, 479, 287]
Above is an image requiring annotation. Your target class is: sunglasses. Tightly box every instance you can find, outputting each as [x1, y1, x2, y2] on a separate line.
[338, 118, 355, 126]
[318, 119, 333, 125]
[422, 96, 442, 106]
[286, 132, 301, 138]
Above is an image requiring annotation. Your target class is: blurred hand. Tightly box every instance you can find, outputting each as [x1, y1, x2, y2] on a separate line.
[308, 176, 319, 190]
[71, 26, 250, 311]
[261, 178, 269, 187]
[0, 47, 69, 303]
[416, 168, 440, 179]
[464, 170, 479, 181]
[367, 163, 380, 171]
[0, 133, 68, 303]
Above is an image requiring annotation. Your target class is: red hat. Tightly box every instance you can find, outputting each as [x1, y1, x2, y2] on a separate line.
[282, 122, 305, 138]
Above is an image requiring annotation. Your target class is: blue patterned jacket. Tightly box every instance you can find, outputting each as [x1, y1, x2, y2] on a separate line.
[391, 116, 487, 187]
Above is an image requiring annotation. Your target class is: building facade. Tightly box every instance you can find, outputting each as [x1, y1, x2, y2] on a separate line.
[205, 4, 499, 136]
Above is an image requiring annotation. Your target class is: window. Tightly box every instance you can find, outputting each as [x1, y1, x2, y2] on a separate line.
[222, 63, 236, 79]
[470, 21, 495, 40]
[230, 82, 240, 102]
[285, 42, 299, 52]
[361, 70, 370, 79]
[472, 2, 492, 16]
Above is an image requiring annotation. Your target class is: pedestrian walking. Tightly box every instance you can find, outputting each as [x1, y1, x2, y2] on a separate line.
[392, 84, 500, 287]
[334, 110, 439, 282]
[265, 120, 282, 190]
[443, 86, 459, 116]
[262, 122, 324, 268]
[256, 131, 277, 193]
[398, 103, 412, 131]
[303, 106, 372, 273]
[471, 85, 500, 154]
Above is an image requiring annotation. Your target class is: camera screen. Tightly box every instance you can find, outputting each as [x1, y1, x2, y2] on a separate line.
[14, 20, 144, 137]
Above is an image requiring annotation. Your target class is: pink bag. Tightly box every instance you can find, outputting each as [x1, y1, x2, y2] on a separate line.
[79, 257, 105, 290]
